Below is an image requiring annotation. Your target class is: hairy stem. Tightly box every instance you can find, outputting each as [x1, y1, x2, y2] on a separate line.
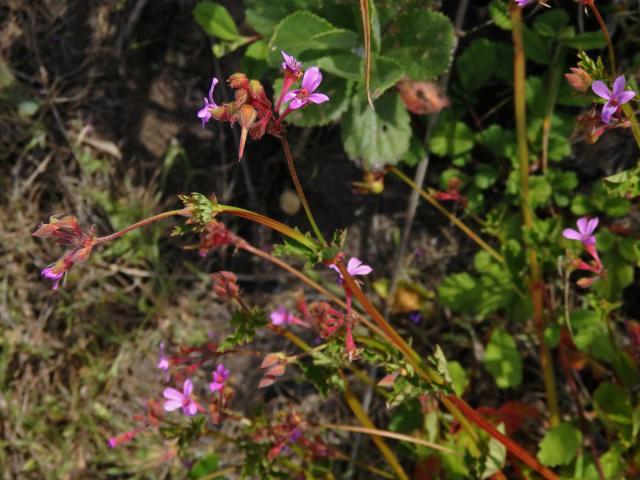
[279, 134, 327, 245]
[95, 208, 191, 244]
[511, 4, 561, 427]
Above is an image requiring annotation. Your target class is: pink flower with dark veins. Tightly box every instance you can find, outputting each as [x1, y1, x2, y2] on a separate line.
[283, 67, 329, 110]
[197, 77, 219, 127]
[591, 76, 635, 124]
[563, 217, 599, 246]
[163, 379, 198, 416]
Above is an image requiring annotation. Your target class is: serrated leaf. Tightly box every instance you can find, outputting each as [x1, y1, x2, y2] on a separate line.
[219, 309, 268, 351]
[382, 10, 455, 81]
[342, 90, 411, 169]
[537, 423, 582, 467]
[483, 328, 522, 389]
[244, 0, 316, 38]
[370, 56, 403, 99]
[193, 2, 240, 41]
[266, 11, 356, 66]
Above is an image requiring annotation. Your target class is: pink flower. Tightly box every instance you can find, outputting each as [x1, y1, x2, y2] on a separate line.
[197, 77, 219, 127]
[515, 0, 533, 6]
[329, 257, 373, 284]
[281, 51, 302, 76]
[283, 67, 329, 110]
[41, 264, 65, 290]
[563, 217, 599, 246]
[157, 343, 169, 372]
[591, 76, 635, 124]
[163, 378, 198, 416]
[270, 306, 290, 326]
[209, 364, 230, 392]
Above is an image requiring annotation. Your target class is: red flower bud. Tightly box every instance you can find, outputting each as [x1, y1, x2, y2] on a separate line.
[228, 73, 249, 89]
[564, 67, 592, 93]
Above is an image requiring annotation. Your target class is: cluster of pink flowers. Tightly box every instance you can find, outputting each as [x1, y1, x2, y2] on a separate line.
[562, 217, 605, 287]
[197, 51, 328, 159]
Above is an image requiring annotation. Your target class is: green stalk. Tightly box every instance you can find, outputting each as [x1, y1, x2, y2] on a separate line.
[511, 4, 560, 427]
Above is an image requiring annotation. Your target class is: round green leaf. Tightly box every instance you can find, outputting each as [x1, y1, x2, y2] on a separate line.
[342, 91, 411, 169]
[483, 328, 522, 389]
[382, 10, 455, 81]
[537, 423, 582, 467]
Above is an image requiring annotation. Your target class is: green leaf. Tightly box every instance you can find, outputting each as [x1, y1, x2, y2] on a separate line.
[474, 164, 499, 190]
[266, 11, 357, 66]
[342, 90, 411, 169]
[604, 165, 640, 197]
[212, 36, 255, 58]
[193, 2, 240, 41]
[315, 53, 361, 81]
[370, 56, 404, 99]
[533, 9, 570, 38]
[219, 309, 268, 351]
[522, 26, 550, 64]
[382, 10, 455, 81]
[477, 124, 516, 163]
[430, 117, 475, 158]
[529, 176, 552, 209]
[456, 39, 509, 93]
[402, 135, 426, 167]
[560, 31, 608, 50]
[389, 399, 422, 434]
[189, 453, 226, 479]
[244, 0, 315, 38]
[593, 383, 633, 430]
[483, 328, 522, 389]
[488, 0, 511, 30]
[447, 361, 469, 397]
[569, 309, 614, 362]
[537, 423, 582, 467]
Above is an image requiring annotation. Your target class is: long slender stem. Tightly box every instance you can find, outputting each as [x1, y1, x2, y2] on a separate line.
[511, 4, 561, 428]
[586, 1, 616, 74]
[279, 134, 327, 245]
[319, 423, 458, 456]
[338, 372, 410, 480]
[389, 166, 504, 264]
[95, 208, 191, 244]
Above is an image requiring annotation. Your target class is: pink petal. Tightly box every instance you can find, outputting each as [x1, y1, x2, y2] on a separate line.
[163, 399, 183, 411]
[308, 93, 329, 104]
[586, 217, 599, 235]
[283, 90, 298, 103]
[183, 378, 193, 397]
[562, 228, 583, 241]
[210, 381, 223, 392]
[591, 80, 611, 100]
[352, 264, 373, 276]
[289, 98, 305, 110]
[576, 217, 589, 234]
[208, 77, 218, 103]
[601, 103, 617, 124]
[618, 90, 635, 104]
[347, 257, 362, 272]
[302, 67, 322, 93]
[184, 401, 198, 416]
[270, 306, 288, 325]
[163, 388, 183, 401]
[612, 75, 626, 96]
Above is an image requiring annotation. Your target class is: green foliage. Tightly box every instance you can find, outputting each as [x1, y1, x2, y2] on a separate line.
[189, 453, 227, 479]
[483, 328, 522, 389]
[342, 90, 412, 169]
[381, 9, 455, 81]
[537, 423, 582, 467]
[219, 308, 268, 351]
[175, 192, 219, 235]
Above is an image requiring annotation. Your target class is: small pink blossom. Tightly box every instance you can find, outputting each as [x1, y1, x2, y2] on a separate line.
[209, 364, 230, 392]
[157, 342, 169, 372]
[41, 265, 65, 290]
[197, 77, 219, 127]
[591, 76, 635, 124]
[270, 305, 306, 327]
[163, 378, 198, 416]
[283, 67, 329, 110]
[563, 217, 599, 246]
[281, 51, 302, 76]
[329, 257, 372, 284]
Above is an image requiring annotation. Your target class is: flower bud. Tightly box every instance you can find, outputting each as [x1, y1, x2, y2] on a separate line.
[210, 105, 230, 121]
[228, 73, 249, 89]
[248, 79, 265, 99]
[234, 89, 248, 108]
[238, 104, 257, 129]
[564, 67, 592, 93]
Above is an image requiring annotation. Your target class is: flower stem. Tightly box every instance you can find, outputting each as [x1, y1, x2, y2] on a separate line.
[511, 4, 561, 428]
[218, 204, 317, 250]
[279, 134, 327, 245]
[585, 1, 616, 75]
[389, 166, 504, 264]
[95, 208, 191, 244]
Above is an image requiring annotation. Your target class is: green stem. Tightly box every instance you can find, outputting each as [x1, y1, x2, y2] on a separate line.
[279, 134, 327, 245]
[511, 4, 561, 428]
[95, 208, 190, 244]
[389, 166, 504, 264]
